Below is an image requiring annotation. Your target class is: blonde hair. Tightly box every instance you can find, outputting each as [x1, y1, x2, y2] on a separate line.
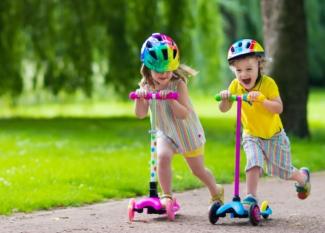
[139, 64, 198, 89]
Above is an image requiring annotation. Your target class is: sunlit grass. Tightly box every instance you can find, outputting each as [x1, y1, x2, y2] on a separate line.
[307, 89, 325, 127]
[0, 89, 324, 215]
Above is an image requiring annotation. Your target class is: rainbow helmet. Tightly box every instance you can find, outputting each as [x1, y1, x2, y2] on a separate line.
[140, 33, 180, 72]
[227, 39, 264, 61]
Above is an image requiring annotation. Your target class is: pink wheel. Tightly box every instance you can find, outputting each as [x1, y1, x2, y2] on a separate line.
[166, 198, 175, 221]
[128, 198, 136, 222]
[249, 204, 261, 226]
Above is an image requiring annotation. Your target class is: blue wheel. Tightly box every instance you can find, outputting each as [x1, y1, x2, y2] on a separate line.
[209, 202, 221, 224]
[260, 200, 270, 219]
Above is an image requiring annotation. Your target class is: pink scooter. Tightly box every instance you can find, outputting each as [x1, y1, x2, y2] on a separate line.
[128, 91, 180, 221]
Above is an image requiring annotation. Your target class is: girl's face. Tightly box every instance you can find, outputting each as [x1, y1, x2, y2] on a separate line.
[150, 70, 173, 89]
[231, 57, 259, 91]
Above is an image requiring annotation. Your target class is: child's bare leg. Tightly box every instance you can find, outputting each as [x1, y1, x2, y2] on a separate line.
[157, 137, 174, 195]
[185, 155, 220, 197]
[289, 170, 307, 185]
[246, 166, 260, 197]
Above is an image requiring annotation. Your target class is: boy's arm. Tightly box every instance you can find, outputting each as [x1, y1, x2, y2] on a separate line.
[218, 90, 233, 112]
[219, 100, 233, 112]
[262, 96, 283, 114]
[248, 91, 283, 114]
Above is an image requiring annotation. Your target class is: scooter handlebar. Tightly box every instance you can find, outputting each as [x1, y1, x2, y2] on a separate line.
[129, 91, 179, 100]
[215, 94, 249, 102]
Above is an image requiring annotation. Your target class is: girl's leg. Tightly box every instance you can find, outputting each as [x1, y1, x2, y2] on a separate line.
[185, 155, 221, 199]
[156, 137, 175, 196]
[246, 166, 260, 197]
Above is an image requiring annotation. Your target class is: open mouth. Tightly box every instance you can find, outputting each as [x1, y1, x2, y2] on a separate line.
[242, 78, 251, 85]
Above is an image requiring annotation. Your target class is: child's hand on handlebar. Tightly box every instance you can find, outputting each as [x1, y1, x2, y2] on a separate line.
[219, 90, 232, 101]
[248, 91, 266, 103]
[135, 89, 148, 99]
[159, 90, 173, 100]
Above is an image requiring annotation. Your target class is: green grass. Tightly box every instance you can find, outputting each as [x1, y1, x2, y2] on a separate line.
[0, 90, 324, 215]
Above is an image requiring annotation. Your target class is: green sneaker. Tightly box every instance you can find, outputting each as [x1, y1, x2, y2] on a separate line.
[295, 167, 311, 200]
[242, 194, 258, 211]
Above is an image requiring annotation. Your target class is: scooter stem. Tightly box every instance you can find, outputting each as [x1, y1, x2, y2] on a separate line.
[149, 98, 158, 197]
[234, 96, 242, 198]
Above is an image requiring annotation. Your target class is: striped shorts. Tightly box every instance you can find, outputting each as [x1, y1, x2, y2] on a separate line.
[157, 130, 204, 158]
[242, 130, 296, 179]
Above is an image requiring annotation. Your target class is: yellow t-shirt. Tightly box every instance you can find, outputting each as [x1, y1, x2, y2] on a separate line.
[229, 75, 283, 139]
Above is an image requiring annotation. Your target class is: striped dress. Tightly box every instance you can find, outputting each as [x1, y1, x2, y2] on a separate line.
[149, 79, 205, 154]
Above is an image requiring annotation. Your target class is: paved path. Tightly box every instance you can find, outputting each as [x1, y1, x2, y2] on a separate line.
[1, 172, 324, 233]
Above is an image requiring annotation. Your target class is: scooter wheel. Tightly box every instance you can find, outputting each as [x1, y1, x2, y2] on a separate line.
[208, 202, 221, 225]
[249, 203, 261, 226]
[166, 198, 175, 221]
[128, 198, 136, 222]
[260, 200, 269, 219]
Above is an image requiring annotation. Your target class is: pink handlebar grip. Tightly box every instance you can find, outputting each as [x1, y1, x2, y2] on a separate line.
[129, 91, 178, 100]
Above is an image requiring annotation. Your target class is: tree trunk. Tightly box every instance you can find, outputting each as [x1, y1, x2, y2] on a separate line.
[261, 0, 309, 138]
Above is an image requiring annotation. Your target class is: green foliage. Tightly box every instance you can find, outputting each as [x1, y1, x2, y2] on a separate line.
[101, 0, 136, 96]
[0, 0, 224, 98]
[219, 0, 263, 42]
[191, 0, 222, 90]
[306, 0, 325, 86]
[0, 0, 23, 96]
[28, 0, 96, 96]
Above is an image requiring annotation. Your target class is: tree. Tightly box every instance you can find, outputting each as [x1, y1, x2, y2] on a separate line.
[0, 0, 23, 96]
[261, 0, 309, 138]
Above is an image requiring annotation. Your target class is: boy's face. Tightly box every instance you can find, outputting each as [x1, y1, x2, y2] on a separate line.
[151, 70, 173, 88]
[231, 57, 259, 91]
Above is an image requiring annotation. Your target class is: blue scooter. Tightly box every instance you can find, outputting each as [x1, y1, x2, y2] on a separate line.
[209, 94, 272, 226]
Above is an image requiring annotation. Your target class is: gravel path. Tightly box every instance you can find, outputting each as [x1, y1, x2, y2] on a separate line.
[1, 172, 324, 233]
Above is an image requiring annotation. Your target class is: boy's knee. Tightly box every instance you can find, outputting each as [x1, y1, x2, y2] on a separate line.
[249, 166, 261, 171]
[246, 166, 263, 175]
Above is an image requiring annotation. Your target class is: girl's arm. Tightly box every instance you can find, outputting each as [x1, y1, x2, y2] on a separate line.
[134, 89, 149, 119]
[168, 80, 191, 119]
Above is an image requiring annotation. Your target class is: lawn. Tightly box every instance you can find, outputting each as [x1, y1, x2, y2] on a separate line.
[0, 90, 324, 215]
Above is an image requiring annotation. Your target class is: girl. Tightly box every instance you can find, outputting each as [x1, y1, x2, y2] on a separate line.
[134, 33, 224, 207]
[218, 39, 311, 209]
